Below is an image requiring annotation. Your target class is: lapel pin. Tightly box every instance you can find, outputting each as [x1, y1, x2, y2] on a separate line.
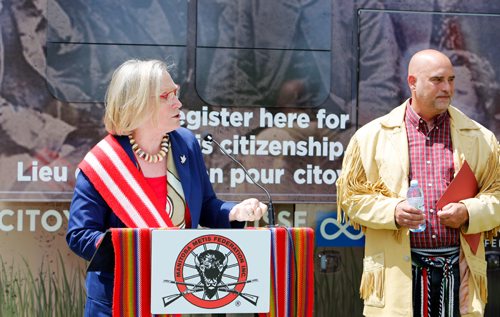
[180, 155, 187, 164]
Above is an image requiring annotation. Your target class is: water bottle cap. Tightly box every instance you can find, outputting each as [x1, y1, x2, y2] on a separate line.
[410, 180, 418, 186]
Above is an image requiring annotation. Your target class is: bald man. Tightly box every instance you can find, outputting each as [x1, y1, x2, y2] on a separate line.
[337, 49, 500, 317]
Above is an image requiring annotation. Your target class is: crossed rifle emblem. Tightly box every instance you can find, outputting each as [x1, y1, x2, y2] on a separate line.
[162, 279, 259, 307]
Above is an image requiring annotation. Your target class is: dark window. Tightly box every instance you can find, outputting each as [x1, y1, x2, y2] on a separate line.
[195, 0, 331, 108]
[46, 0, 188, 103]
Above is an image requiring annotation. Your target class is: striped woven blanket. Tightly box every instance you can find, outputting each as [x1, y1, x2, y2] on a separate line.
[260, 227, 315, 317]
[112, 228, 175, 317]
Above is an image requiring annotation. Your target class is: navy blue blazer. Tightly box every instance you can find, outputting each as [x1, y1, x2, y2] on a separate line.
[66, 128, 244, 316]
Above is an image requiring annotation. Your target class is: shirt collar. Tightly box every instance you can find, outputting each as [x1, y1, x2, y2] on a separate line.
[405, 98, 450, 130]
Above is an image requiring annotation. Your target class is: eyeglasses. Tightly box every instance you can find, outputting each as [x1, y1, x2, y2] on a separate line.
[160, 84, 180, 100]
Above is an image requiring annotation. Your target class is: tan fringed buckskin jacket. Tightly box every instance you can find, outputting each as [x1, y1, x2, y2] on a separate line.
[336, 100, 500, 317]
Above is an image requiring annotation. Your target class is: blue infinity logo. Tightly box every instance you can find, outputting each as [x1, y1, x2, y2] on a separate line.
[315, 211, 365, 247]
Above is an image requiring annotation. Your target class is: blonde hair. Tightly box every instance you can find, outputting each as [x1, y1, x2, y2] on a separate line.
[103, 59, 169, 135]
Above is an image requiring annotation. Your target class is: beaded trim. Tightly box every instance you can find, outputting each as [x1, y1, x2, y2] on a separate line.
[128, 134, 169, 163]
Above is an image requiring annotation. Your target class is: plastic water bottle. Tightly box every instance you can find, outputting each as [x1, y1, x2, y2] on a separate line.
[407, 179, 425, 232]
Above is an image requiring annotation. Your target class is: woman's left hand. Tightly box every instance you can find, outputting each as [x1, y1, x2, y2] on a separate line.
[229, 198, 268, 222]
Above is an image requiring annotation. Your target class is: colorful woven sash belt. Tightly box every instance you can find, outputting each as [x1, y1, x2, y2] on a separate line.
[411, 246, 460, 317]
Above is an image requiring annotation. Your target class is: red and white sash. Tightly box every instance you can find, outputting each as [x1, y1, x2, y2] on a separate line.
[79, 135, 174, 228]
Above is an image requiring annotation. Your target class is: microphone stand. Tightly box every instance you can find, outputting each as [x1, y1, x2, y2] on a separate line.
[204, 133, 302, 317]
[203, 133, 276, 227]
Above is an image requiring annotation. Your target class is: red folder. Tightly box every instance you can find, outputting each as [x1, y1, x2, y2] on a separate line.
[436, 161, 480, 254]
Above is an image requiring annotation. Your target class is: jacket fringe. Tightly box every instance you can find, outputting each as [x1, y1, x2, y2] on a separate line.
[485, 229, 499, 242]
[337, 137, 398, 235]
[479, 275, 487, 303]
[392, 229, 403, 242]
[472, 146, 500, 241]
[359, 269, 384, 300]
[359, 270, 374, 299]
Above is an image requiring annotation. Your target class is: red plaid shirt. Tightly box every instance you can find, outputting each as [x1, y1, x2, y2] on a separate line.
[405, 101, 459, 248]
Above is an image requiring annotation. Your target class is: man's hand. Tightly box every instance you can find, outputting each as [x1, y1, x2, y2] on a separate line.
[394, 200, 425, 229]
[437, 203, 469, 228]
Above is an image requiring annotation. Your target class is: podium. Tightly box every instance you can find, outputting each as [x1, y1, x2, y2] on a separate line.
[151, 229, 271, 314]
[88, 227, 314, 316]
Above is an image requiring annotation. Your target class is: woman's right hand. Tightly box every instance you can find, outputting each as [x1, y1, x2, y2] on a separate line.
[228, 198, 268, 222]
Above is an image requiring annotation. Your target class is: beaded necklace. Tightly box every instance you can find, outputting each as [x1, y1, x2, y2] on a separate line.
[128, 133, 169, 163]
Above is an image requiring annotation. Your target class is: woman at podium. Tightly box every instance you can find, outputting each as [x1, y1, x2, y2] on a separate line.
[66, 59, 267, 316]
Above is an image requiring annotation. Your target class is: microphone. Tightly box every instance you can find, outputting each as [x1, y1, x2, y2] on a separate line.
[202, 132, 276, 226]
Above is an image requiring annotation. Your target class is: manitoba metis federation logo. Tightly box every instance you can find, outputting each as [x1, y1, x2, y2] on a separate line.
[162, 234, 259, 309]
